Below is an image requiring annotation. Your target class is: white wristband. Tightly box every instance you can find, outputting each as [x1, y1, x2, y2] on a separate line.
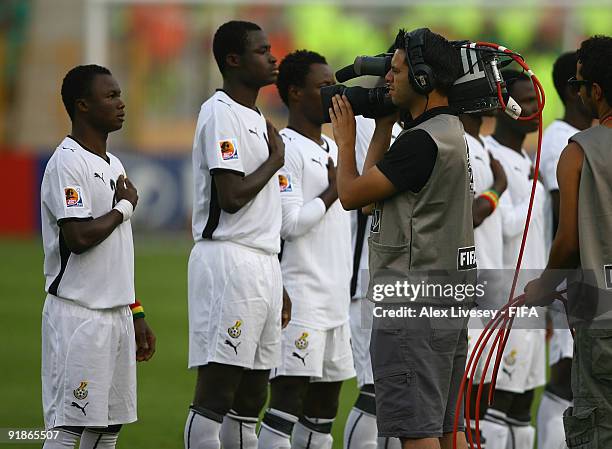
[113, 199, 134, 222]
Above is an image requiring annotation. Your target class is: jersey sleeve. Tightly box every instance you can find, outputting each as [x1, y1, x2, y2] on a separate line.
[43, 151, 93, 224]
[279, 142, 326, 240]
[201, 104, 245, 175]
[376, 128, 438, 193]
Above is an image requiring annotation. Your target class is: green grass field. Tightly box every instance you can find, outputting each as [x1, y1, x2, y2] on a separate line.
[0, 236, 544, 448]
[0, 236, 358, 448]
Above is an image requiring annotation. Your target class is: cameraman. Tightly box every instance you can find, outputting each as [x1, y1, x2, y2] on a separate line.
[330, 28, 472, 449]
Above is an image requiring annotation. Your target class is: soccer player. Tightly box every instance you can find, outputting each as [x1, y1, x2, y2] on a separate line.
[344, 116, 402, 449]
[185, 21, 289, 449]
[480, 70, 549, 449]
[257, 49, 355, 449]
[40, 64, 156, 449]
[536, 51, 592, 449]
[331, 28, 473, 449]
[525, 35, 612, 449]
[460, 111, 507, 447]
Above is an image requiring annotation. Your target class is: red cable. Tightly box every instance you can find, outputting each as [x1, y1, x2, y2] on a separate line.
[452, 41, 547, 449]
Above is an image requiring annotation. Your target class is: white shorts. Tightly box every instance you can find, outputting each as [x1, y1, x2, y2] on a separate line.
[494, 329, 546, 393]
[549, 328, 574, 366]
[41, 295, 136, 429]
[349, 299, 374, 388]
[271, 320, 355, 383]
[188, 240, 282, 370]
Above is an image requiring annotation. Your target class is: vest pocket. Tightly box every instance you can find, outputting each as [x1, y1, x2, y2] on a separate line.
[368, 240, 411, 274]
[563, 406, 597, 449]
[590, 330, 612, 381]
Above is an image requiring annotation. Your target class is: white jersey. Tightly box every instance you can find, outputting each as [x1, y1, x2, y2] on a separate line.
[540, 120, 579, 192]
[40, 136, 134, 309]
[351, 116, 403, 299]
[484, 136, 549, 270]
[191, 90, 281, 254]
[466, 133, 503, 270]
[278, 128, 351, 330]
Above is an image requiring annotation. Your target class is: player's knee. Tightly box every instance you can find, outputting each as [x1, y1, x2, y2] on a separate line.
[268, 377, 309, 416]
[232, 387, 268, 417]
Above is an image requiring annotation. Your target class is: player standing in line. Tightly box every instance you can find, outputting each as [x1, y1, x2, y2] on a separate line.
[40, 64, 156, 449]
[459, 111, 507, 448]
[344, 114, 402, 449]
[185, 21, 289, 449]
[480, 70, 548, 449]
[257, 49, 355, 449]
[331, 28, 473, 449]
[526, 35, 612, 449]
[536, 51, 592, 449]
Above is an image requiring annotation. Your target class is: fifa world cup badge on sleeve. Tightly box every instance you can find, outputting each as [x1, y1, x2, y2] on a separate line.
[64, 186, 83, 208]
[219, 139, 239, 161]
[278, 173, 292, 193]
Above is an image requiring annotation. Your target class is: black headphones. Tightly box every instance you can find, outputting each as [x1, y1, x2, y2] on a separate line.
[404, 28, 436, 95]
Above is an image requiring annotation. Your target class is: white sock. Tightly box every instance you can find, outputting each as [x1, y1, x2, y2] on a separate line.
[344, 408, 377, 449]
[78, 429, 119, 449]
[184, 406, 223, 449]
[258, 408, 297, 449]
[479, 410, 510, 449]
[42, 428, 81, 448]
[506, 417, 535, 449]
[292, 416, 334, 449]
[220, 409, 259, 449]
[537, 391, 571, 449]
[377, 437, 402, 449]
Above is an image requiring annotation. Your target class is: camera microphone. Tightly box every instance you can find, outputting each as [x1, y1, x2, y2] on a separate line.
[353, 55, 391, 77]
[335, 64, 359, 83]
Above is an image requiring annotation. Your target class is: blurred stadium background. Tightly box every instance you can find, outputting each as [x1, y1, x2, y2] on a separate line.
[1, 0, 611, 447]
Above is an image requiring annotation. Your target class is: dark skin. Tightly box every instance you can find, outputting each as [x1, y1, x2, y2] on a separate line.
[193, 28, 290, 419]
[60, 73, 155, 378]
[267, 62, 343, 421]
[549, 80, 593, 236]
[286, 62, 338, 209]
[460, 113, 508, 228]
[525, 60, 612, 306]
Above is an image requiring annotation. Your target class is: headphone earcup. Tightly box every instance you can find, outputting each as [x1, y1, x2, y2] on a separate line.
[411, 63, 435, 95]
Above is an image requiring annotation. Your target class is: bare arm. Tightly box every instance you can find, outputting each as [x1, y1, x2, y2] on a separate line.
[525, 142, 583, 305]
[61, 175, 137, 254]
[473, 154, 508, 228]
[214, 121, 284, 213]
[330, 95, 397, 210]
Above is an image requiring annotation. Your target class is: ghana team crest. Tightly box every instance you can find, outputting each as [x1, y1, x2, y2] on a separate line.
[64, 187, 83, 208]
[227, 320, 242, 339]
[73, 381, 88, 400]
[219, 139, 239, 160]
[278, 173, 292, 192]
[294, 332, 309, 350]
[504, 349, 518, 366]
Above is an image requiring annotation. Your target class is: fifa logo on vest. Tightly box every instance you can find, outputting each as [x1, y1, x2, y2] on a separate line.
[457, 246, 477, 271]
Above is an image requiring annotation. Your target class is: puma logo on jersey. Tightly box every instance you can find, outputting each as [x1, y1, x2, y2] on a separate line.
[94, 172, 105, 183]
[292, 351, 309, 366]
[502, 367, 513, 380]
[311, 158, 323, 166]
[71, 401, 88, 416]
[62, 146, 75, 152]
[248, 128, 259, 137]
[225, 339, 241, 355]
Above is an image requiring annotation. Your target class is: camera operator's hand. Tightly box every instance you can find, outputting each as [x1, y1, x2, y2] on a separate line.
[330, 95, 356, 153]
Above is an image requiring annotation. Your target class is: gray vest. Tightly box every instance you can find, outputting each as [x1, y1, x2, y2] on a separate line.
[368, 113, 476, 306]
[571, 125, 612, 323]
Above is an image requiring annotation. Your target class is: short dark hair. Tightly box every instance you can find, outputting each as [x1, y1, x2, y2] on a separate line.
[577, 35, 612, 105]
[552, 52, 578, 105]
[501, 69, 531, 96]
[213, 21, 261, 74]
[394, 28, 461, 96]
[61, 65, 111, 120]
[276, 50, 327, 106]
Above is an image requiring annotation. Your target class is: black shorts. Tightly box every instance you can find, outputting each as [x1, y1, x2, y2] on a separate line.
[370, 308, 468, 439]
